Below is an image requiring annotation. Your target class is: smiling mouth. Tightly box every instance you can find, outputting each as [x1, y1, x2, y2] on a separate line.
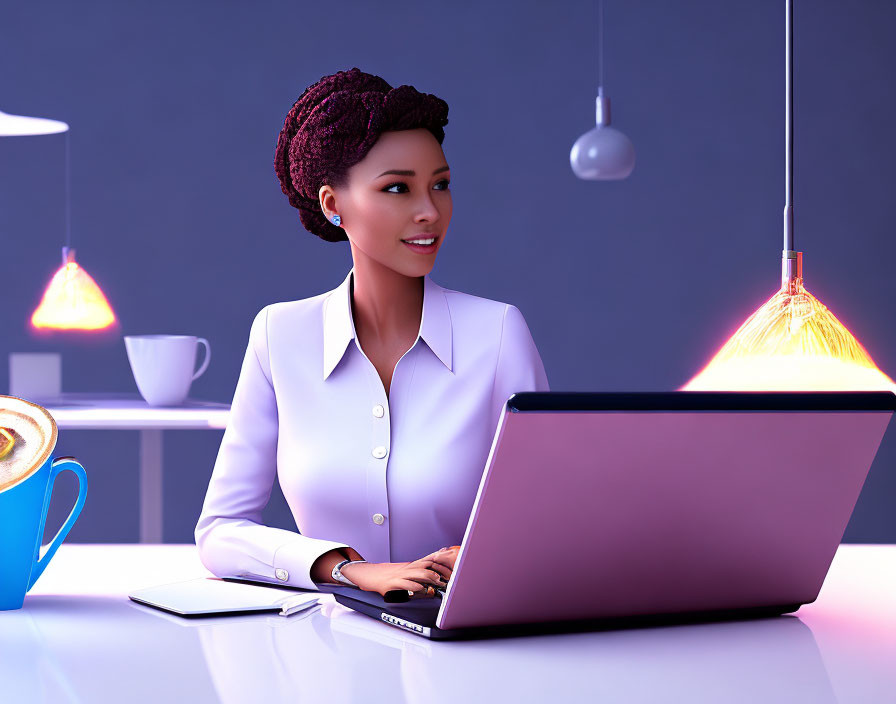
[400, 235, 439, 254]
[401, 236, 438, 246]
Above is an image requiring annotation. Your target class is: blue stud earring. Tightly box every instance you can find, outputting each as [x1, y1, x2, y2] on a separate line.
[331, 214, 341, 226]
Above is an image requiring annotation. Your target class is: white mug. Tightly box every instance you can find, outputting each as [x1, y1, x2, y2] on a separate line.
[124, 335, 211, 407]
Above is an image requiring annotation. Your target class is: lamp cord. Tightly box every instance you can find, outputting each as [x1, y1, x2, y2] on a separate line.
[598, 0, 605, 95]
[65, 129, 72, 250]
[784, 0, 794, 253]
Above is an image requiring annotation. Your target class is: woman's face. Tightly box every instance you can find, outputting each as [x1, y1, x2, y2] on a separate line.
[319, 128, 452, 279]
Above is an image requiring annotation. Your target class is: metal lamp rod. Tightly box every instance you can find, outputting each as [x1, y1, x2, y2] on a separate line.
[785, 0, 793, 253]
[782, 0, 801, 290]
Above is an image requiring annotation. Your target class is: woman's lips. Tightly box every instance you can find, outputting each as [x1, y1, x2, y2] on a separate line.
[401, 236, 438, 254]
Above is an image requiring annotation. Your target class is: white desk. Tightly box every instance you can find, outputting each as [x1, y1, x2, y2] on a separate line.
[37, 393, 230, 544]
[4, 543, 894, 703]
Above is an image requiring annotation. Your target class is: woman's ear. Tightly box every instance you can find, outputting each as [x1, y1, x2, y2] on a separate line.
[319, 184, 338, 222]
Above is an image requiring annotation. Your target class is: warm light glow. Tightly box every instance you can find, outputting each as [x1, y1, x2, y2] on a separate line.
[30, 258, 117, 331]
[683, 279, 896, 392]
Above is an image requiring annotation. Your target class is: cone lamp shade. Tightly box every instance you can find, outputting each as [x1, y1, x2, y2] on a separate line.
[30, 247, 117, 331]
[683, 264, 896, 391]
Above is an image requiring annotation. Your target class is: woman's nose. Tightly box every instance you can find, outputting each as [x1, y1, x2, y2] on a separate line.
[413, 192, 440, 222]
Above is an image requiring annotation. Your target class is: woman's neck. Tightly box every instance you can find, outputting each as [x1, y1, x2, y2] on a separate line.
[349, 256, 423, 347]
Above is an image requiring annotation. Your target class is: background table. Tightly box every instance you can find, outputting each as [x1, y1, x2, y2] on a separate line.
[38, 393, 230, 543]
[3, 543, 894, 703]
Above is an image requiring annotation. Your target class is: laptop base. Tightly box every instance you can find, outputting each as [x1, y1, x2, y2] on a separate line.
[327, 585, 804, 641]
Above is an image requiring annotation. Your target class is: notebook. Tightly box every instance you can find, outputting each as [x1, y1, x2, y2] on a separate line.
[128, 576, 322, 618]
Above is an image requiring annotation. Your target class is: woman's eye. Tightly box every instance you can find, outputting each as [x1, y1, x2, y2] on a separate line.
[383, 179, 450, 194]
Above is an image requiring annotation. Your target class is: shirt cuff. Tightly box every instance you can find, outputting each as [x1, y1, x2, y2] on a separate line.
[273, 538, 352, 591]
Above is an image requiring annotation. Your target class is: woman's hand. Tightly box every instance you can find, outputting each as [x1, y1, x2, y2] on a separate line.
[336, 545, 460, 598]
[341, 556, 450, 598]
[422, 545, 461, 573]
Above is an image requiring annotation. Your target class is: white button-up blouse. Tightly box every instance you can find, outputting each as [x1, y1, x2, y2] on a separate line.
[195, 268, 550, 590]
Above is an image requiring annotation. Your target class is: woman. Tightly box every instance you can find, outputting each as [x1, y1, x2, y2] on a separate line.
[195, 68, 549, 599]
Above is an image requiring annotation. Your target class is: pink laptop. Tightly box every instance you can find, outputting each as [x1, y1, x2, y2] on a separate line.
[322, 391, 895, 639]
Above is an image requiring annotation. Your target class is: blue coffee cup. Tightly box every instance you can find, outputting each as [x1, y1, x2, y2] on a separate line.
[1, 397, 87, 611]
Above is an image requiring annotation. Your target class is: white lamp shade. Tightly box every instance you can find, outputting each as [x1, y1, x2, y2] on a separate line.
[0, 109, 68, 136]
[570, 125, 636, 180]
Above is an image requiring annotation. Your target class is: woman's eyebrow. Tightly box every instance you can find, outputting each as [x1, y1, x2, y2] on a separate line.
[376, 165, 450, 178]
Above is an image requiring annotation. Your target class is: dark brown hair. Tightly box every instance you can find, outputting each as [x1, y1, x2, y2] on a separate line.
[274, 67, 450, 242]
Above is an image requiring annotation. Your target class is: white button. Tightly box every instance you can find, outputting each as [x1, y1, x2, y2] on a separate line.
[275, 568, 289, 581]
[372, 446, 388, 459]
[372, 405, 385, 418]
[372, 513, 385, 525]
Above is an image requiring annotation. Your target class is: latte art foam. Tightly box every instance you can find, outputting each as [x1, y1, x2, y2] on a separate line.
[0, 397, 57, 493]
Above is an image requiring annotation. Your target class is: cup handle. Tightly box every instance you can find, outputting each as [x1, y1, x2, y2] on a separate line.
[27, 457, 88, 590]
[192, 338, 211, 381]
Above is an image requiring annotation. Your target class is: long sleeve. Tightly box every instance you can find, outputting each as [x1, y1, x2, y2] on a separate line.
[490, 304, 550, 422]
[194, 306, 351, 591]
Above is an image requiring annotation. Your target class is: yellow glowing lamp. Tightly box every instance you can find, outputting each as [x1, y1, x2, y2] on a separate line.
[683, 0, 894, 393]
[683, 253, 896, 391]
[30, 247, 117, 331]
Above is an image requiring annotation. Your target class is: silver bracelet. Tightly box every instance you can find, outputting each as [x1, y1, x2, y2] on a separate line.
[332, 558, 367, 586]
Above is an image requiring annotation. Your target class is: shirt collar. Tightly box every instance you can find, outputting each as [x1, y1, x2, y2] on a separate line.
[323, 268, 453, 380]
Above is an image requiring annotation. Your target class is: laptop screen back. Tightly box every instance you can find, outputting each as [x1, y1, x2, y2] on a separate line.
[437, 392, 894, 630]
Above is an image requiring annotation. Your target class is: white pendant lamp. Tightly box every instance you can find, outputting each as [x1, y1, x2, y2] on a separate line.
[570, 0, 636, 180]
[0, 107, 118, 332]
[0, 109, 68, 136]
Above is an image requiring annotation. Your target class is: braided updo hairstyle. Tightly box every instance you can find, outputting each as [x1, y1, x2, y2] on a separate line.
[274, 67, 450, 242]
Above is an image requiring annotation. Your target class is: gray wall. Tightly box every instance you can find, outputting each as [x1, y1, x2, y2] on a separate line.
[2, 0, 894, 544]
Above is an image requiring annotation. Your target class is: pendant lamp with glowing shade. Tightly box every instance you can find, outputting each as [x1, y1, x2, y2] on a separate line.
[682, 0, 894, 393]
[570, 0, 636, 181]
[1, 108, 118, 333]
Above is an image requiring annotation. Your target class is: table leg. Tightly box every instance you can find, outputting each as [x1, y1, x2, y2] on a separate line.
[139, 429, 163, 543]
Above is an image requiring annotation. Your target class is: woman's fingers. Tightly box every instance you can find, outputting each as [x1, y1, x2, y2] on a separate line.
[414, 563, 447, 581]
[412, 552, 455, 581]
[421, 546, 458, 563]
[414, 559, 450, 580]
[430, 552, 458, 571]
[429, 563, 452, 581]
[429, 554, 452, 569]
[396, 579, 426, 593]
[420, 554, 454, 569]
[410, 568, 443, 586]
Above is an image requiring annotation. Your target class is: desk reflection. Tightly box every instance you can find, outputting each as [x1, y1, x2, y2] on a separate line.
[157, 599, 837, 703]
[1, 595, 850, 704]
